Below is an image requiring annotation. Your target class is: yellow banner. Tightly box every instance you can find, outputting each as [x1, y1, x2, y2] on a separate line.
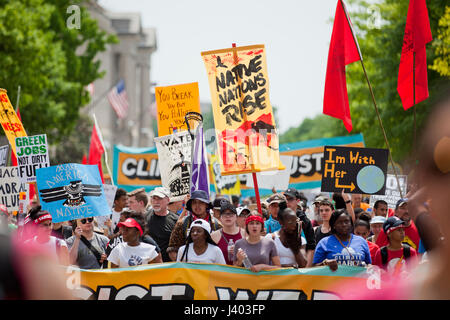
[201, 45, 282, 176]
[155, 82, 201, 137]
[68, 262, 371, 300]
[0, 89, 27, 156]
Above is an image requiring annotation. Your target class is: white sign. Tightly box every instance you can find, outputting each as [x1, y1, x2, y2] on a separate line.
[370, 174, 407, 209]
[245, 155, 294, 190]
[15, 134, 50, 183]
[154, 131, 192, 202]
[0, 166, 27, 211]
[0, 145, 8, 167]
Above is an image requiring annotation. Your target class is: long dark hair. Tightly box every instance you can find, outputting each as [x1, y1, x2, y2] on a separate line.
[278, 208, 302, 254]
[180, 223, 218, 262]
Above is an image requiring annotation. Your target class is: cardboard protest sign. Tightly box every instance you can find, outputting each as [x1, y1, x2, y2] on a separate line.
[154, 131, 192, 201]
[155, 82, 201, 136]
[0, 166, 27, 211]
[201, 44, 283, 175]
[321, 146, 389, 194]
[36, 164, 112, 223]
[245, 155, 294, 190]
[0, 89, 27, 156]
[0, 145, 8, 167]
[210, 154, 241, 195]
[370, 174, 407, 209]
[15, 134, 50, 183]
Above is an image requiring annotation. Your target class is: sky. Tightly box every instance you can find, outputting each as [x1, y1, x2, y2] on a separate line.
[98, 0, 341, 133]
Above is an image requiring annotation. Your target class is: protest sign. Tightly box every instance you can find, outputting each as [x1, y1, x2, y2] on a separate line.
[0, 89, 27, 156]
[0, 145, 8, 167]
[154, 131, 192, 201]
[155, 82, 201, 136]
[201, 44, 283, 175]
[321, 146, 389, 194]
[114, 145, 160, 189]
[0, 166, 27, 211]
[210, 154, 241, 195]
[36, 164, 112, 223]
[68, 263, 372, 300]
[102, 184, 118, 209]
[370, 174, 407, 209]
[245, 155, 293, 190]
[15, 134, 50, 183]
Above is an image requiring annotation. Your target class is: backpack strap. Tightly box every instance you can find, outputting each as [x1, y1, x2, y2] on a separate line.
[380, 246, 389, 265]
[402, 244, 411, 260]
[79, 235, 104, 268]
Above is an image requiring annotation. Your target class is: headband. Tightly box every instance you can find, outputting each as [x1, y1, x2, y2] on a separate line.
[33, 213, 53, 225]
[245, 215, 264, 225]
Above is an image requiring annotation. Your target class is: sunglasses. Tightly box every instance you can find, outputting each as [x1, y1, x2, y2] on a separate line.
[80, 217, 94, 224]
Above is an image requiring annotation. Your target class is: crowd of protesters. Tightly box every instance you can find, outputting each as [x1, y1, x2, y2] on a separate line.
[0, 92, 449, 300]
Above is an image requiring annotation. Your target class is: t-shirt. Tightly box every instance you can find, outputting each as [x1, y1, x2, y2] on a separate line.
[66, 233, 109, 269]
[176, 243, 226, 264]
[234, 237, 278, 266]
[373, 246, 418, 275]
[25, 236, 67, 263]
[108, 242, 159, 268]
[264, 216, 281, 234]
[105, 234, 161, 257]
[146, 210, 179, 262]
[314, 226, 332, 244]
[367, 240, 380, 263]
[313, 234, 372, 267]
[375, 220, 420, 250]
[217, 229, 243, 265]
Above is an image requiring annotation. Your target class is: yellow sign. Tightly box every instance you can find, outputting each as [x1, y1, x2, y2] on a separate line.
[201, 44, 283, 176]
[0, 89, 27, 156]
[155, 82, 201, 137]
[69, 262, 371, 300]
[210, 154, 241, 195]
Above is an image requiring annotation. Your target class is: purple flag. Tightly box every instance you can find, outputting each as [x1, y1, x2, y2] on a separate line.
[190, 124, 210, 197]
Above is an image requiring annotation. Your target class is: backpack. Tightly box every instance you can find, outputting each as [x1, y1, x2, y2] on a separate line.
[380, 244, 411, 265]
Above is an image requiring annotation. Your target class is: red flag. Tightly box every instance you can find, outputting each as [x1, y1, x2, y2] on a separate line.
[88, 124, 105, 183]
[81, 154, 87, 164]
[323, 0, 362, 133]
[397, 0, 432, 110]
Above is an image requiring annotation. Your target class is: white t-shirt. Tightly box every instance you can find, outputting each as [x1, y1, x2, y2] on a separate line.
[265, 232, 306, 265]
[25, 236, 67, 262]
[177, 243, 226, 264]
[107, 242, 158, 268]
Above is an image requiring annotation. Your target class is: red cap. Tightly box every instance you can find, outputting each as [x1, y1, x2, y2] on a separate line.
[245, 214, 264, 226]
[117, 218, 143, 236]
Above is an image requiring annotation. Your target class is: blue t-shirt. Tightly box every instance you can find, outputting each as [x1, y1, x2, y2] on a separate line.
[313, 234, 371, 267]
[264, 216, 281, 234]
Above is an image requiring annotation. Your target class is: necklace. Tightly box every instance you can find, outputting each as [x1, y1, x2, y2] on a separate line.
[335, 234, 354, 260]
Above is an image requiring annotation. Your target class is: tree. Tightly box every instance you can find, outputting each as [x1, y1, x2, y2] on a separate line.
[0, 0, 117, 144]
[280, 0, 449, 171]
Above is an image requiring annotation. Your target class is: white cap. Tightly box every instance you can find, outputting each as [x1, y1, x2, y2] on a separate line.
[188, 219, 211, 235]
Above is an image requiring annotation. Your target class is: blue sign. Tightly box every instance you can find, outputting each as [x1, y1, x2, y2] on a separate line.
[36, 163, 112, 223]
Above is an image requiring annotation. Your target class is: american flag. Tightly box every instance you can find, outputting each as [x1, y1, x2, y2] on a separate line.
[107, 80, 128, 118]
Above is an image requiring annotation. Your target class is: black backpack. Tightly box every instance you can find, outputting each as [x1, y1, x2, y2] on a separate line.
[380, 244, 411, 265]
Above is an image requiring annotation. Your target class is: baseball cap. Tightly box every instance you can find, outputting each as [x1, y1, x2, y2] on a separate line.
[395, 198, 408, 209]
[383, 216, 406, 235]
[151, 187, 171, 199]
[213, 197, 230, 210]
[189, 218, 211, 235]
[236, 206, 251, 216]
[370, 216, 386, 225]
[268, 193, 286, 204]
[117, 217, 143, 236]
[313, 195, 328, 204]
[220, 202, 237, 215]
[284, 188, 298, 199]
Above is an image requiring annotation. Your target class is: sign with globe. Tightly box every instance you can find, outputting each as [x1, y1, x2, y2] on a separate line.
[320, 145, 388, 195]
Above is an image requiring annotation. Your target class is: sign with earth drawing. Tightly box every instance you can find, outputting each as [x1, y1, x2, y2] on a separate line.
[320, 146, 388, 195]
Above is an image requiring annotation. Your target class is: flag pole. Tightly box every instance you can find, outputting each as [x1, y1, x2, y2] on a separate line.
[340, 0, 404, 198]
[92, 113, 114, 186]
[413, 51, 417, 164]
[231, 43, 262, 215]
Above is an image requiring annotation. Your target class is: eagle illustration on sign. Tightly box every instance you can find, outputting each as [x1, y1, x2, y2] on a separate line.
[40, 180, 102, 207]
